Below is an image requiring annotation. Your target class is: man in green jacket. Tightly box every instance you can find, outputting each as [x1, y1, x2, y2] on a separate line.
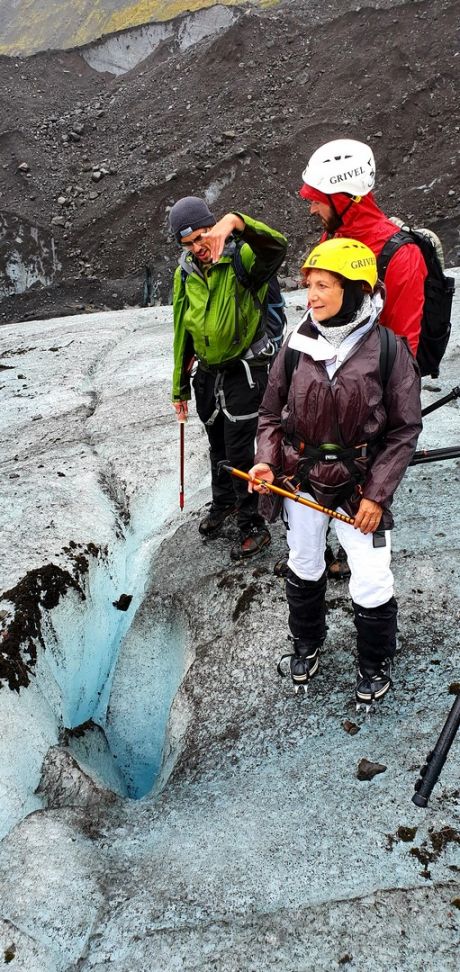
[170, 195, 287, 560]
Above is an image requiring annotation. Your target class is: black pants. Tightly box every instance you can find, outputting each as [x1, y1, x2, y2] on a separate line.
[286, 567, 327, 647]
[286, 565, 397, 667]
[353, 598, 398, 668]
[193, 361, 268, 533]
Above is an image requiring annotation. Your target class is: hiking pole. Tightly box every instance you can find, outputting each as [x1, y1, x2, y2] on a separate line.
[179, 421, 185, 510]
[422, 385, 460, 418]
[220, 463, 355, 525]
[410, 446, 460, 466]
[412, 691, 460, 808]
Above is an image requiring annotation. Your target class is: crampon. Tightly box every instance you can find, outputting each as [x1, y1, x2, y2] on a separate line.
[277, 638, 320, 700]
[355, 659, 393, 716]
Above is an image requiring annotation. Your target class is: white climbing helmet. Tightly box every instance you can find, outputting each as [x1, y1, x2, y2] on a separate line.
[301, 139, 376, 197]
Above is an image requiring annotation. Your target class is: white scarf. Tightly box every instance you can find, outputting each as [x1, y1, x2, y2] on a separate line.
[313, 293, 374, 349]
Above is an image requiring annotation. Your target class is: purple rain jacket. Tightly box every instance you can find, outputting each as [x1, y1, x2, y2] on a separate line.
[255, 312, 422, 527]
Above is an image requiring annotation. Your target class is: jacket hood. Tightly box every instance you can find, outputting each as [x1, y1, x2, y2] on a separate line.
[328, 191, 401, 254]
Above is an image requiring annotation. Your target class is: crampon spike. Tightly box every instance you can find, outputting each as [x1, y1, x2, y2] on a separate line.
[294, 683, 308, 701]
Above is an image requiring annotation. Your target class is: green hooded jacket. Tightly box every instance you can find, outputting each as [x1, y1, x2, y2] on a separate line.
[171, 213, 287, 401]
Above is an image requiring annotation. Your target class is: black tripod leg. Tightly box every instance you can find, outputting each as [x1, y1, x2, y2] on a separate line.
[412, 693, 460, 807]
[421, 385, 460, 417]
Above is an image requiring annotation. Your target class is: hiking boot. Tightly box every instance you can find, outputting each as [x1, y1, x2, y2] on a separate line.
[198, 504, 236, 537]
[230, 526, 271, 561]
[356, 659, 392, 704]
[290, 639, 320, 685]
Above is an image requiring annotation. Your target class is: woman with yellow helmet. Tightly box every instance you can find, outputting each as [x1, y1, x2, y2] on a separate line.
[248, 237, 422, 707]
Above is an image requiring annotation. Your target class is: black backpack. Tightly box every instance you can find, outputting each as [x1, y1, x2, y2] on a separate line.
[377, 228, 455, 378]
[232, 239, 287, 354]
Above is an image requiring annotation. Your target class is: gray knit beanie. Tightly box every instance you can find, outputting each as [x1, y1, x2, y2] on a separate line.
[169, 196, 216, 242]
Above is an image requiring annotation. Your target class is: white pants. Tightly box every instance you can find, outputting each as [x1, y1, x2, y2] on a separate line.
[283, 492, 394, 609]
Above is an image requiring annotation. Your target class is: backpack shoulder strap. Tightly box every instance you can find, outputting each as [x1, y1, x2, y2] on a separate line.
[377, 229, 414, 278]
[284, 344, 300, 383]
[179, 251, 204, 285]
[231, 238, 266, 311]
[232, 238, 252, 289]
[378, 324, 397, 388]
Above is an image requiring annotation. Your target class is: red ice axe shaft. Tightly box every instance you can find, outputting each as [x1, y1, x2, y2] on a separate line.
[179, 421, 185, 510]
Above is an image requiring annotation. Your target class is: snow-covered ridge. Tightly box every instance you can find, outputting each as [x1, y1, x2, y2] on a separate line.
[82, 5, 237, 76]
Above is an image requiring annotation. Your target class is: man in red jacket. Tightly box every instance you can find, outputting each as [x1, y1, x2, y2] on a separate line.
[299, 138, 427, 357]
[293, 138, 426, 580]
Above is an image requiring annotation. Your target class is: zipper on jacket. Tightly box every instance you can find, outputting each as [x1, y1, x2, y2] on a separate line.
[233, 274, 242, 345]
[201, 269, 211, 350]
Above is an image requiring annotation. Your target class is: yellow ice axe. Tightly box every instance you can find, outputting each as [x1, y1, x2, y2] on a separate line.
[221, 464, 355, 526]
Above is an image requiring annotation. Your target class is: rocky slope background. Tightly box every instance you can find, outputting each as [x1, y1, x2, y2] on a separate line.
[0, 0, 459, 323]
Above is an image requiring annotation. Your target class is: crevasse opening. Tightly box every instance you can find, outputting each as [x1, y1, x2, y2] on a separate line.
[35, 485, 193, 801]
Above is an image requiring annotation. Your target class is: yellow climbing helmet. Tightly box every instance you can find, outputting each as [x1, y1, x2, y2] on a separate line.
[302, 237, 378, 289]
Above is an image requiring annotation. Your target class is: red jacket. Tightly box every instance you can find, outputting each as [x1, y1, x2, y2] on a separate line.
[322, 192, 427, 356]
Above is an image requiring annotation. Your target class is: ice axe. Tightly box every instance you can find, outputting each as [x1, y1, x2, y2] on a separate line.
[179, 421, 185, 510]
[219, 463, 355, 526]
